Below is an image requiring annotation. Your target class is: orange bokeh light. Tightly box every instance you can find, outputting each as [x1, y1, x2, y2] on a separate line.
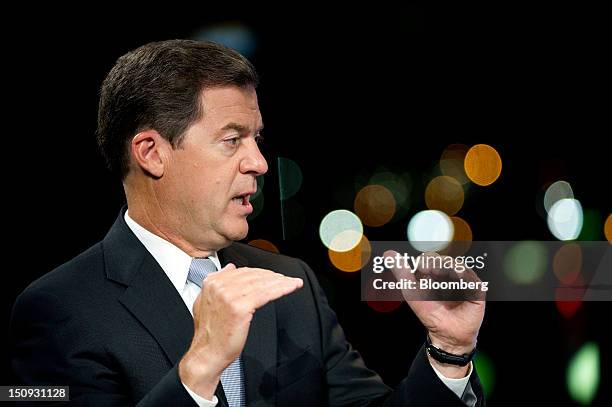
[425, 176, 464, 215]
[328, 235, 371, 272]
[605, 213, 612, 243]
[354, 184, 396, 227]
[464, 144, 502, 186]
[248, 239, 280, 254]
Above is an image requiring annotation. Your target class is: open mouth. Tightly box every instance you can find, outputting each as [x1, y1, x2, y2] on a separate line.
[232, 194, 251, 206]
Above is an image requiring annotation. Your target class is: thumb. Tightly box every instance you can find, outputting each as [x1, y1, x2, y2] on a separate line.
[383, 250, 415, 281]
[219, 262, 236, 272]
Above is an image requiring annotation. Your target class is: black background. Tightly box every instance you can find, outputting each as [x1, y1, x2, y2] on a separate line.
[3, 4, 611, 405]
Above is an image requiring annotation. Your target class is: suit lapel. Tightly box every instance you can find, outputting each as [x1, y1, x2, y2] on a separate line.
[104, 208, 230, 406]
[220, 245, 278, 407]
[118, 254, 194, 364]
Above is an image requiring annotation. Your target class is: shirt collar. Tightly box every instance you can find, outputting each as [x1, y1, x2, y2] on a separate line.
[124, 210, 221, 293]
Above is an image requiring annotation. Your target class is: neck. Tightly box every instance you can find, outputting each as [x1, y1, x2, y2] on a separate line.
[124, 183, 216, 258]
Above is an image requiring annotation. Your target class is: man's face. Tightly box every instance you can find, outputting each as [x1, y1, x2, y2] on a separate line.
[160, 86, 267, 250]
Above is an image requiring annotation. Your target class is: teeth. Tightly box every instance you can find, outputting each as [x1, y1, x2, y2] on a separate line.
[232, 194, 251, 206]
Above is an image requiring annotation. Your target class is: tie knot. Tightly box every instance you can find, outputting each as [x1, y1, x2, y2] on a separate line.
[188, 258, 217, 288]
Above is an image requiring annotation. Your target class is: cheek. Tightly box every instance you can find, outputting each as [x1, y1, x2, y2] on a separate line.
[199, 178, 227, 208]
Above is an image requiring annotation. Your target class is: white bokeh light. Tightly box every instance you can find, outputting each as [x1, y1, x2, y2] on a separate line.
[407, 210, 454, 252]
[547, 198, 583, 241]
[544, 180, 574, 213]
[319, 210, 363, 252]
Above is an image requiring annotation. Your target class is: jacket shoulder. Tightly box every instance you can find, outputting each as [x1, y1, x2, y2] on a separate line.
[16, 242, 105, 305]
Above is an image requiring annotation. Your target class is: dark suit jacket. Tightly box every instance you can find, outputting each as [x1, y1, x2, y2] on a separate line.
[10, 209, 484, 406]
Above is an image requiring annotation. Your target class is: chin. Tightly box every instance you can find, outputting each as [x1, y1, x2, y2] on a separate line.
[224, 221, 249, 242]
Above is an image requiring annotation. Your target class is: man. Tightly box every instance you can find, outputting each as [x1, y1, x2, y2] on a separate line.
[10, 40, 485, 406]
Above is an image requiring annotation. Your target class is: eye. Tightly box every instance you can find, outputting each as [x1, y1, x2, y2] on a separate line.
[224, 137, 241, 147]
[255, 133, 265, 144]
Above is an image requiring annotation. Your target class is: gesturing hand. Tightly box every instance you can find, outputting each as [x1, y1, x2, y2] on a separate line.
[384, 250, 485, 377]
[179, 263, 303, 398]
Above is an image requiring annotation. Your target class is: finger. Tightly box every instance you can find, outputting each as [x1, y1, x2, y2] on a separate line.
[203, 268, 300, 307]
[419, 251, 441, 275]
[248, 277, 304, 310]
[211, 267, 288, 289]
[227, 273, 302, 300]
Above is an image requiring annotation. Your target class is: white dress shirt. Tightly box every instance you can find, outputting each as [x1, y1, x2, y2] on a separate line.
[124, 211, 471, 405]
[125, 211, 218, 406]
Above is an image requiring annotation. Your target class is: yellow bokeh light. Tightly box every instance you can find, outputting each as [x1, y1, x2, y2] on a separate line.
[248, 239, 280, 254]
[464, 144, 502, 186]
[605, 213, 612, 243]
[354, 184, 397, 227]
[425, 176, 465, 216]
[328, 235, 372, 272]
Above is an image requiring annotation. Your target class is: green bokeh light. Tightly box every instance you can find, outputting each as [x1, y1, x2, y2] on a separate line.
[278, 157, 303, 200]
[578, 209, 602, 241]
[503, 241, 548, 284]
[474, 351, 495, 398]
[247, 191, 264, 221]
[567, 342, 600, 405]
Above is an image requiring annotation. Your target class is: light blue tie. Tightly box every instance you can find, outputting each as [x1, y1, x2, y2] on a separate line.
[188, 258, 246, 407]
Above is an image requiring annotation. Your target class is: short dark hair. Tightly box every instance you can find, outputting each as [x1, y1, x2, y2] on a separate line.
[96, 39, 259, 179]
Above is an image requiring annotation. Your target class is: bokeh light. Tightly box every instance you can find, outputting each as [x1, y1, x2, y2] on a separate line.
[278, 157, 303, 200]
[329, 235, 371, 272]
[556, 298, 582, 319]
[440, 143, 470, 185]
[567, 342, 600, 405]
[247, 176, 265, 221]
[354, 185, 396, 227]
[319, 209, 363, 252]
[547, 198, 584, 241]
[464, 144, 502, 186]
[191, 22, 257, 57]
[407, 210, 454, 252]
[544, 180, 574, 213]
[443, 216, 473, 256]
[366, 300, 403, 313]
[247, 189, 264, 221]
[252, 175, 264, 199]
[503, 241, 548, 284]
[474, 351, 495, 398]
[368, 170, 412, 222]
[578, 209, 602, 240]
[553, 243, 582, 285]
[248, 239, 280, 254]
[450, 216, 473, 241]
[425, 176, 464, 215]
[605, 213, 612, 243]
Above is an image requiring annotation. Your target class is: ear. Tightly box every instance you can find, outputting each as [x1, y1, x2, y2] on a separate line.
[130, 130, 169, 178]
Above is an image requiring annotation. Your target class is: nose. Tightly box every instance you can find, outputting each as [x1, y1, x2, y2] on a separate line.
[240, 139, 268, 176]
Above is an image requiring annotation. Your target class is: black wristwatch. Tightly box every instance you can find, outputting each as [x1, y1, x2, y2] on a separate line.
[425, 335, 477, 366]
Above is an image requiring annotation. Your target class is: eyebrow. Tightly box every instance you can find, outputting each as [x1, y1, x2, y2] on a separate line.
[220, 122, 264, 135]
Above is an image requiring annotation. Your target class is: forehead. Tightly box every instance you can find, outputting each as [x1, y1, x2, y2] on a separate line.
[200, 86, 262, 127]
